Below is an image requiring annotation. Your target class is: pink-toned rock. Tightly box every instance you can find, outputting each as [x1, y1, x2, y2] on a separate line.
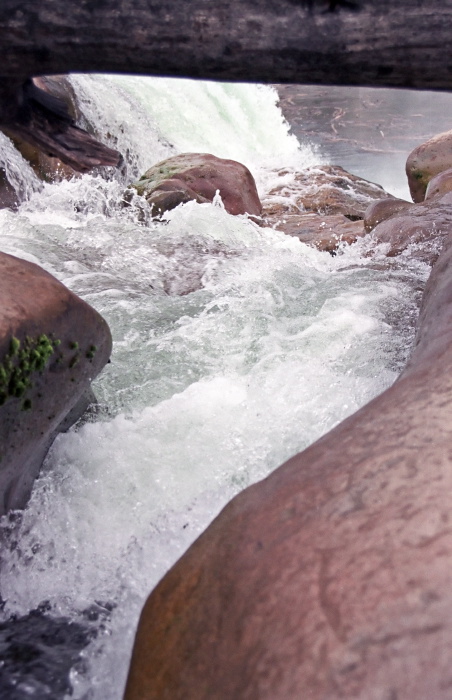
[363, 196, 412, 233]
[124, 219, 452, 698]
[0, 252, 112, 514]
[263, 165, 392, 220]
[406, 129, 452, 202]
[371, 201, 452, 261]
[425, 167, 452, 201]
[270, 212, 364, 252]
[130, 153, 262, 219]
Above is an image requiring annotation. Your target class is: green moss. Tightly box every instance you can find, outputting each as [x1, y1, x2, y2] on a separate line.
[0, 334, 61, 409]
[413, 170, 425, 181]
[10, 337, 20, 356]
[69, 341, 79, 350]
[86, 344, 98, 360]
[68, 357, 78, 369]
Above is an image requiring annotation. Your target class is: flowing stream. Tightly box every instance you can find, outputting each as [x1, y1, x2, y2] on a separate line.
[0, 75, 431, 698]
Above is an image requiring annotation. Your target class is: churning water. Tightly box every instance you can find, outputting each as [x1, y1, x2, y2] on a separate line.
[0, 76, 429, 698]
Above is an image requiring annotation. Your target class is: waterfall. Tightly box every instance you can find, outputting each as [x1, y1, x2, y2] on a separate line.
[0, 75, 428, 698]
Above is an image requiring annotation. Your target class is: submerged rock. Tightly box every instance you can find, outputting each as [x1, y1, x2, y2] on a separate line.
[124, 224, 452, 700]
[129, 153, 262, 219]
[406, 129, 452, 202]
[0, 608, 93, 700]
[271, 212, 365, 252]
[0, 252, 112, 514]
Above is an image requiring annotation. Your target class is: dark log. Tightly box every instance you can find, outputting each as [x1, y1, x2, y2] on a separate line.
[2, 0, 452, 171]
[1, 0, 452, 90]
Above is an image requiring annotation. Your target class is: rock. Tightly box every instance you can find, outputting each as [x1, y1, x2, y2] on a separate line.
[124, 226, 452, 700]
[0, 608, 94, 700]
[363, 196, 412, 233]
[406, 129, 452, 202]
[263, 165, 392, 220]
[370, 201, 452, 261]
[0, 168, 19, 210]
[129, 153, 262, 219]
[425, 167, 452, 201]
[0, 252, 112, 514]
[270, 212, 365, 253]
[2, 76, 80, 184]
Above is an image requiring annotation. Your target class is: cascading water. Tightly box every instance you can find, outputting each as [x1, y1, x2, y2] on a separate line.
[0, 75, 429, 698]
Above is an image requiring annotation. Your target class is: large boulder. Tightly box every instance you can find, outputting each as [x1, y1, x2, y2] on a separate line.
[124, 226, 452, 698]
[0, 252, 112, 514]
[129, 153, 262, 219]
[406, 129, 452, 202]
[263, 165, 392, 221]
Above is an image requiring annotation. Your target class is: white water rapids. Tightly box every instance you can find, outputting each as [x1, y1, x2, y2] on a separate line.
[0, 76, 429, 698]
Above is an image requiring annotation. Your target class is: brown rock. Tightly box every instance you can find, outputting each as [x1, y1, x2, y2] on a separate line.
[406, 129, 452, 202]
[130, 153, 262, 219]
[263, 165, 392, 220]
[371, 201, 452, 261]
[0, 252, 112, 514]
[425, 167, 452, 201]
[2, 76, 80, 183]
[124, 229, 452, 698]
[269, 211, 364, 252]
[363, 196, 412, 233]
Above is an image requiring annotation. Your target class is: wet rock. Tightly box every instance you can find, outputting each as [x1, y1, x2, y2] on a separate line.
[425, 167, 452, 201]
[129, 153, 262, 219]
[124, 227, 452, 700]
[370, 201, 452, 261]
[269, 211, 364, 253]
[2, 76, 80, 183]
[0, 168, 19, 210]
[0, 608, 93, 700]
[0, 252, 112, 515]
[264, 165, 392, 220]
[406, 129, 452, 202]
[363, 196, 412, 233]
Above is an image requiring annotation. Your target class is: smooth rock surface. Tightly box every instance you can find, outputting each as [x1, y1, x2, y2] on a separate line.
[363, 196, 412, 233]
[425, 167, 452, 202]
[124, 228, 452, 699]
[0, 252, 112, 514]
[406, 129, 452, 203]
[370, 201, 452, 261]
[130, 153, 262, 219]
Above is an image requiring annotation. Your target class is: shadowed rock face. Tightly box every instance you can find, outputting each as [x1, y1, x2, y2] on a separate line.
[123, 221, 452, 698]
[0, 252, 112, 515]
[130, 153, 262, 219]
